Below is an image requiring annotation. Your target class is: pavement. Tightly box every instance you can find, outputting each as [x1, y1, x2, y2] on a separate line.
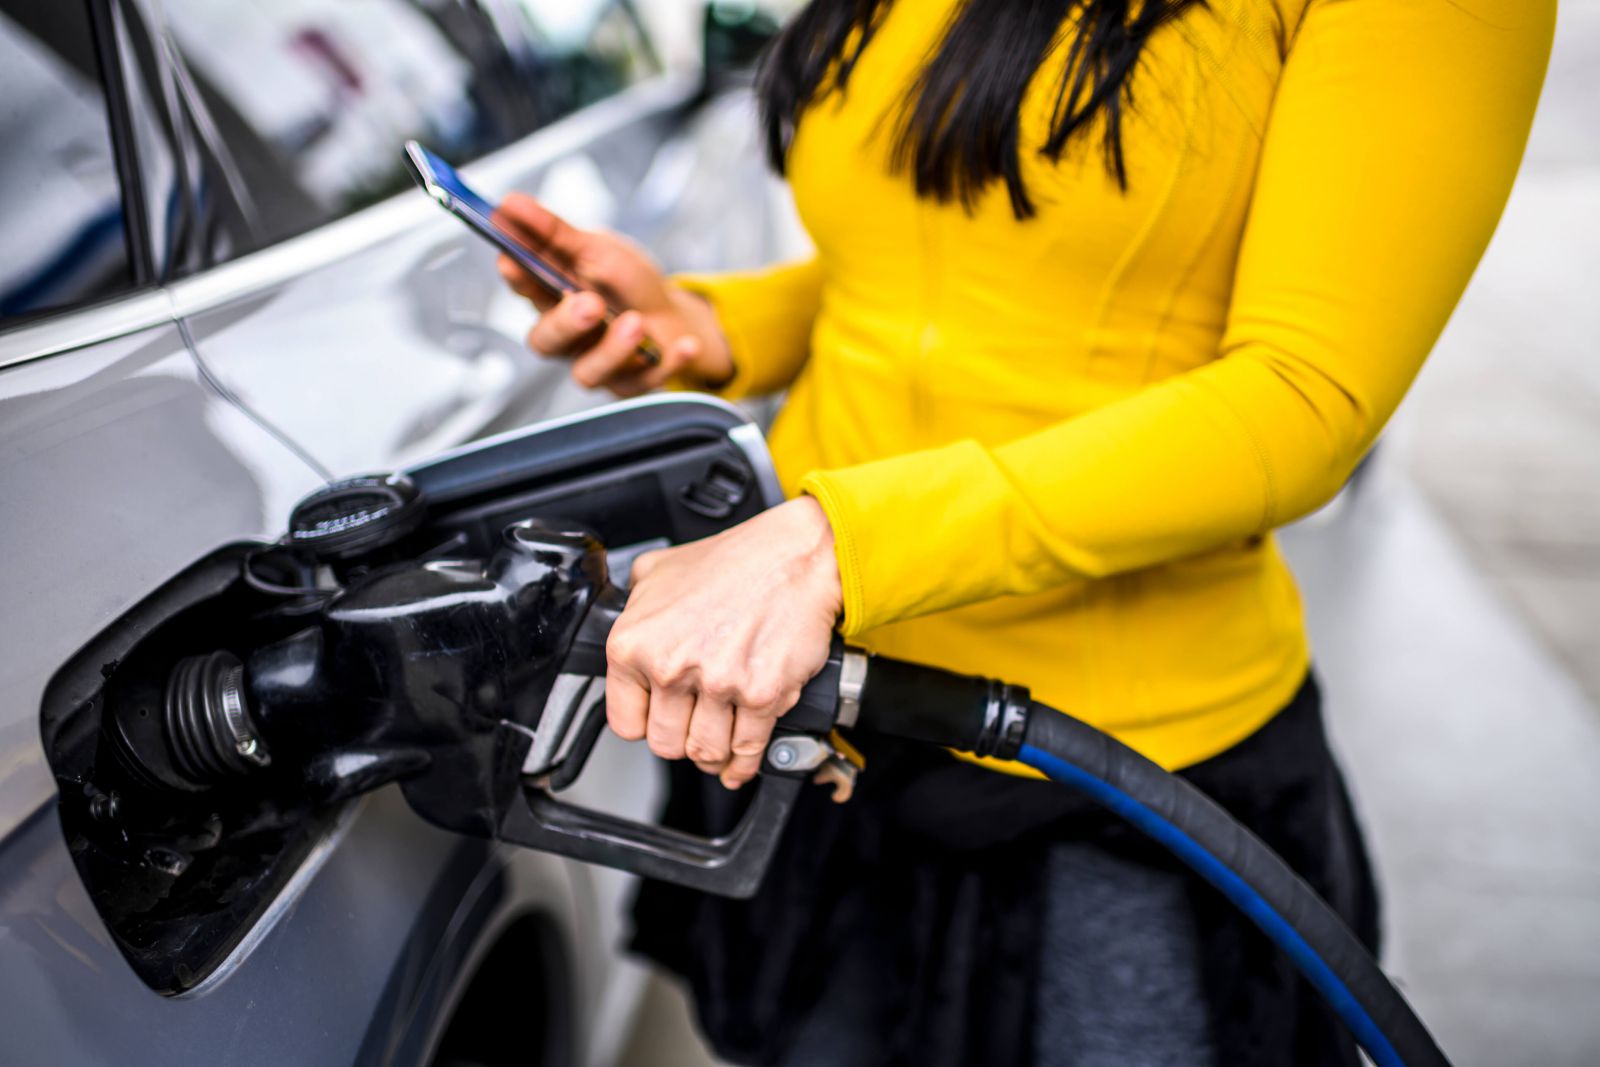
[1399, 0, 1600, 706]
[616, 6, 1600, 1063]
[1286, 469, 1600, 1066]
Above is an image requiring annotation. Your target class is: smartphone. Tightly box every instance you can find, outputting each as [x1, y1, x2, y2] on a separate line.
[402, 140, 661, 366]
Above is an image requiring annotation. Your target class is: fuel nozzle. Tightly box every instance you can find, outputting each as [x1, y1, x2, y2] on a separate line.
[131, 515, 1033, 898]
[134, 521, 611, 811]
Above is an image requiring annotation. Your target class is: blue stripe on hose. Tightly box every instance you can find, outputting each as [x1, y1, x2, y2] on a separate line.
[1017, 742, 1405, 1067]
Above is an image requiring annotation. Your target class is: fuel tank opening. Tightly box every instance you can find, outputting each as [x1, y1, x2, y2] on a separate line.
[39, 545, 351, 996]
[163, 651, 270, 785]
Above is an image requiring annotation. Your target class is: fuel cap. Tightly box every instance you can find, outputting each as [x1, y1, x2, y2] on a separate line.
[287, 472, 425, 561]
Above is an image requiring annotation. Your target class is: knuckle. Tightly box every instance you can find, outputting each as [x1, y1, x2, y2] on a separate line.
[729, 737, 768, 758]
[699, 673, 739, 703]
[740, 681, 784, 710]
[605, 628, 639, 666]
[648, 653, 690, 689]
[684, 737, 725, 763]
[581, 246, 622, 286]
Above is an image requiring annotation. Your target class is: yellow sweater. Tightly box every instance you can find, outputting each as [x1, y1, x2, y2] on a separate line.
[682, 0, 1552, 771]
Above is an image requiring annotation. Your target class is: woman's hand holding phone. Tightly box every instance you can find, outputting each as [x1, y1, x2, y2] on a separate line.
[493, 193, 734, 397]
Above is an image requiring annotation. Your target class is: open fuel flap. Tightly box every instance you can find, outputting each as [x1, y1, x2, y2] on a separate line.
[40, 396, 784, 994]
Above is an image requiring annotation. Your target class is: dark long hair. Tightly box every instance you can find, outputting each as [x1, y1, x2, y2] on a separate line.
[757, 0, 1201, 220]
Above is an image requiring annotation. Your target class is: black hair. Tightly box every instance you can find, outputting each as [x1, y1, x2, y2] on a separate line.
[756, 0, 1202, 220]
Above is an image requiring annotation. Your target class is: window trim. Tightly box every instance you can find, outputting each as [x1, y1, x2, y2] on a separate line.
[86, 0, 154, 287]
[0, 287, 176, 370]
[165, 72, 698, 320]
[0, 22, 699, 370]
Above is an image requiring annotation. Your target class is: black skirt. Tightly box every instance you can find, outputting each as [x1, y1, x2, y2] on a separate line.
[630, 674, 1381, 1067]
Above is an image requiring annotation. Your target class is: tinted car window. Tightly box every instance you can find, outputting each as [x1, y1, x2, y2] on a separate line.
[508, 0, 661, 123]
[0, 3, 135, 324]
[166, 0, 660, 262]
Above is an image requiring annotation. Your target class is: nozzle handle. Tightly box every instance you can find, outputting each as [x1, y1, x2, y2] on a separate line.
[507, 610, 852, 898]
[559, 583, 846, 738]
[499, 767, 805, 898]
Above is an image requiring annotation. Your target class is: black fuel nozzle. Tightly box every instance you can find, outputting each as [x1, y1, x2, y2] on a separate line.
[153, 520, 608, 815]
[148, 518, 1033, 897]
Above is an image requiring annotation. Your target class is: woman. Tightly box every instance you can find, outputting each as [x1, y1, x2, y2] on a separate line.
[496, 1, 1552, 1063]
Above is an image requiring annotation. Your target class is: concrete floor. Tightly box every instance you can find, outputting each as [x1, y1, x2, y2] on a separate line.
[615, 5, 1600, 1063]
[1286, 471, 1600, 1066]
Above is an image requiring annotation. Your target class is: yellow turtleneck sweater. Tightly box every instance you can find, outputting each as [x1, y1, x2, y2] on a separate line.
[681, 0, 1553, 771]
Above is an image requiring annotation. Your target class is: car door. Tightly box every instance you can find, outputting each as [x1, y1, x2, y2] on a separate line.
[0, 4, 636, 1064]
[0, 1, 403, 1062]
[144, 0, 788, 480]
[4, 3, 798, 1064]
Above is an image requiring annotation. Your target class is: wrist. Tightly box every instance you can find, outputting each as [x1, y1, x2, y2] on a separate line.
[785, 496, 842, 614]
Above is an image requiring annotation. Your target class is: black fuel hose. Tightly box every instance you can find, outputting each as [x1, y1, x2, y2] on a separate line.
[848, 657, 1448, 1067]
[1015, 706, 1448, 1067]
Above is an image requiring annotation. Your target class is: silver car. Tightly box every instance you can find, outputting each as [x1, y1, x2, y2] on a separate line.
[0, 1, 787, 1063]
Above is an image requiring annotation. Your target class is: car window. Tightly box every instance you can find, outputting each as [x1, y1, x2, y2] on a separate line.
[0, 3, 136, 325]
[508, 0, 661, 122]
[164, 0, 660, 263]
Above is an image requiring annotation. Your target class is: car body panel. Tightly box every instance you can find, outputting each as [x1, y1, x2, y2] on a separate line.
[170, 72, 788, 480]
[0, 787, 584, 1066]
[0, 299, 656, 1065]
[0, 319, 322, 842]
[169, 77, 700, 478]
[0, 3, 791, 1062]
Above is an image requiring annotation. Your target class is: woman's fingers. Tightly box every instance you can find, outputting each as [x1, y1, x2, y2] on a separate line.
[525, 290, 607, 356]
[495, 193, 656, 307]
[569, 311, 651, 388]
[685, 696, 735, 775]
[496, 254, 556, 309]
[645, 686, 695, 761]
[607, 673, 769, 783]
[601, 500, 842, 787]
[494, 192, 588, 265]
[493, 192, 729, 396]
[605, 665, 650, 742]
[723, 706, 780, 789]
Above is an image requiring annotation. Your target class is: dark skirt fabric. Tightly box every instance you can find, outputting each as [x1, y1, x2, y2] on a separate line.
[629, 674, 1380, 1067]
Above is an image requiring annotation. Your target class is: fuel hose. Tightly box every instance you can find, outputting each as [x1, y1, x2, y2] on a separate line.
[850, 657, 1451, 1067]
